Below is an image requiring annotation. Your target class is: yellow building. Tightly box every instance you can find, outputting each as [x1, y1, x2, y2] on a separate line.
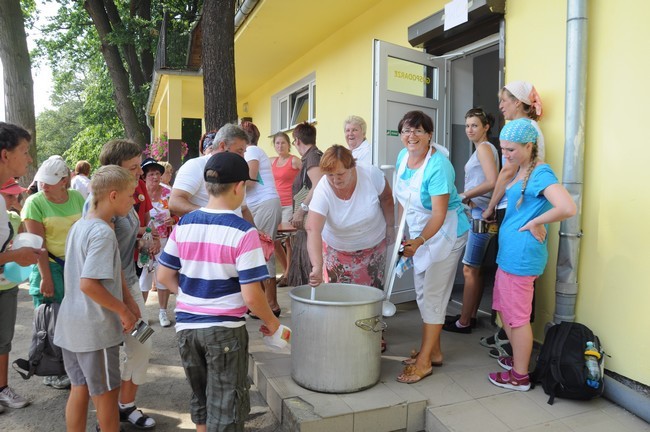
[147, 0, 650, 390]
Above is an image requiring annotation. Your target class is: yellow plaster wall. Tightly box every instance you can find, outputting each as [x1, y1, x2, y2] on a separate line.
[238, 0, 446, 155]
[505, 0, 650, 385]
[151, 74, 205, 141]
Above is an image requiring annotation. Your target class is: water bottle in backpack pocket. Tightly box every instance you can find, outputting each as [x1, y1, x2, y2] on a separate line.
[530, 321, 605, 405]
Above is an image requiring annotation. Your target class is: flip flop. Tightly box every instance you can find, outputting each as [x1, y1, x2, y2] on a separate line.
[401, 349, 443, 367]
[396, 364, 433, 384]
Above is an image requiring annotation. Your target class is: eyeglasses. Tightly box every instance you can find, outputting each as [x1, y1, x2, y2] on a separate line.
[400, 128, 428, 136]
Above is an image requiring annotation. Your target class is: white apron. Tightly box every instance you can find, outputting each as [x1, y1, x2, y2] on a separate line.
[395, 148, 458, 274]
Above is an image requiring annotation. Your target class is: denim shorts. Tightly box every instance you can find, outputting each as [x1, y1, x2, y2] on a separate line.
[462, 228, 496, 267]
[0, 287, 18, 354]
[178, 325, 250, 430]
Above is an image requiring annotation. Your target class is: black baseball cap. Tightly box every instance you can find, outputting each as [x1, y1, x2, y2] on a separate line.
[141, 157, 165, 174]
[204, 152, 257, 184]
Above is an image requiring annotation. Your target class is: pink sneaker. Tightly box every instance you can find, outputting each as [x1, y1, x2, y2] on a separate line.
[488, 370, 530, 391]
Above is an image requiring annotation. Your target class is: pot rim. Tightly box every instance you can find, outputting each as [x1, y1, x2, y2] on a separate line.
[289, 283, 384, 307]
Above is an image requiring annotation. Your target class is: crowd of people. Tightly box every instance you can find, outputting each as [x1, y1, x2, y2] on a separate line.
[0, 79, 577, 430]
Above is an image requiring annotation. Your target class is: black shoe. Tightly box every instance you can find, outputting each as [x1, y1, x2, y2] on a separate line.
[442, 320, 472, 334]
[444, 314, 477, 328]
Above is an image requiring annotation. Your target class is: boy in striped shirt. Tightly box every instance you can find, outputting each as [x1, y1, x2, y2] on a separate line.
[157, 151, 280, 432]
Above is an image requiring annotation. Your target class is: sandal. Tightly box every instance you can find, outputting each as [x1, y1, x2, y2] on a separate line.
[401, 349, 443, 367]
[119, 405, 156, 429]
[277, 276, 288, 287]
[396, 364, 433, 384]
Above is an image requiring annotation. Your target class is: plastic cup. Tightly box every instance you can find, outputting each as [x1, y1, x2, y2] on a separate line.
[263, 324, 292, 351]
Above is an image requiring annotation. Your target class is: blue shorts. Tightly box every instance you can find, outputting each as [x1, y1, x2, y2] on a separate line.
[462, 229, 495, 267]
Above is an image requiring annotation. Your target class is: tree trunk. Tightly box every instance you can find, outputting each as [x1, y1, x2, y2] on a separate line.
[84, 0, 146, 146]
[202, 0, 238, 130]
[0, 0, 38, 173]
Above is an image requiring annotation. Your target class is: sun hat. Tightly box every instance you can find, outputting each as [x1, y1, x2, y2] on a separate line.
[34, 156, 69, 185]
[500, 118, 538, 144]
[140, 157, 165, 175]
[504, 81, 543, 117]
[0, 178, 27, 195]
[204, 152, 257, 184]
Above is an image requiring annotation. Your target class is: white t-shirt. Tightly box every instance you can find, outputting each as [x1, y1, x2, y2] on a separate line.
[71, 174, 91, 199]
[244, 145, 279, 206]
[173, 154, 211, 207]
[310, 163, 386, 251]
[351, 140, 372, 165]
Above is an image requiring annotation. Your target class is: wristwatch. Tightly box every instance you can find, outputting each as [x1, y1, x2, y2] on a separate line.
[300, 203, 309, 212]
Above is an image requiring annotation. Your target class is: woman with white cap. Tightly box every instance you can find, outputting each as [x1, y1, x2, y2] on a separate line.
[22, 155, 85, 389]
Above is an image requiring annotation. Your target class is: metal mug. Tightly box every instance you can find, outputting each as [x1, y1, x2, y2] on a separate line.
[472, 219, 498, 234]
[130, 319, 154, 344]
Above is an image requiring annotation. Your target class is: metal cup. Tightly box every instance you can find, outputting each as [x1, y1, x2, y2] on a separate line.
[472, 218, 488, 233]
[130, 319, 154, 344]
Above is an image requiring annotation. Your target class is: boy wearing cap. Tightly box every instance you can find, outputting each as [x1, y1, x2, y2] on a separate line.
[157, 152, 280, 432]
[54, 165, 139, 431]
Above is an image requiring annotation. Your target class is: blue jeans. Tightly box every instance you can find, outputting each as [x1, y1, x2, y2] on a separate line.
[462, 228, 496, 268]
[178, 325, 250, 431]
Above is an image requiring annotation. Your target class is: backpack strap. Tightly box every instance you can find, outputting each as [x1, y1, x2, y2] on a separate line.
[48, 252, 65, 268]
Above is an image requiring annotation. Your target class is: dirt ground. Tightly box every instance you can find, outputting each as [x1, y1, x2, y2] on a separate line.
[1, 284, 279, 431]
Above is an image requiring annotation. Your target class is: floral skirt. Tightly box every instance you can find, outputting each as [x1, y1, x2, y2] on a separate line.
[325, 239, 387, 289]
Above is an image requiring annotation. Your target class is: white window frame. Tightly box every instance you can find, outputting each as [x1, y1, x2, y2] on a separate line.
[271, 72, 316, 132]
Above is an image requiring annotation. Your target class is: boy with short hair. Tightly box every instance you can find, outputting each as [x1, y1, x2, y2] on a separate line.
[54, 166, 139, 432]
[157, 152, 280, 432]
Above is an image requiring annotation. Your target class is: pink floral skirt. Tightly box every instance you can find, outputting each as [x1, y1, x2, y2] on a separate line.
[324, 239, 387, 289]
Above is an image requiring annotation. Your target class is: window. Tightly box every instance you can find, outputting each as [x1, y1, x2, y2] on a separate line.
[272, 73, 316, 132]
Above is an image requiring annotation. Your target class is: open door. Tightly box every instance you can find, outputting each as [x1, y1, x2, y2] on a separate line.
[372, 39, 447, 304]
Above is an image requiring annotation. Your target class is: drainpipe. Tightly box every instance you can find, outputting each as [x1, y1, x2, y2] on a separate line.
[553, 0, 587, 325]
[234, 0, 259, 33]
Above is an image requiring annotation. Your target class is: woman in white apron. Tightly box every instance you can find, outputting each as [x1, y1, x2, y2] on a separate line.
[395, 111, 470, 384]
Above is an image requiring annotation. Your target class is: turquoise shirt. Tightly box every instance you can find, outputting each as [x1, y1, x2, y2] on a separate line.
[396, 147, 470, 237]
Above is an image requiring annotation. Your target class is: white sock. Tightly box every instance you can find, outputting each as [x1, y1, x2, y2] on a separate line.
[119, 401, 135, 410]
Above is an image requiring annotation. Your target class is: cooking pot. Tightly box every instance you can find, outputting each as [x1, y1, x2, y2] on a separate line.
[289, 283, 385, 393]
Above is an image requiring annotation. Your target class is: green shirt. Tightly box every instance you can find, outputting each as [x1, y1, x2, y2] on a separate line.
[22, 190, 85, 259]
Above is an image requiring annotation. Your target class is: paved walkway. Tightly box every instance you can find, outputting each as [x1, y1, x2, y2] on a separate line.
[247, 286, 650, 432]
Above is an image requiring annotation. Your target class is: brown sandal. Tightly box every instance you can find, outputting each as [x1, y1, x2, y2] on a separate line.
[396, 364, 433, 384]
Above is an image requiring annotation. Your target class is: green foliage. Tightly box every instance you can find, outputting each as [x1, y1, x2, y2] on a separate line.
[35, 100, 83, 164]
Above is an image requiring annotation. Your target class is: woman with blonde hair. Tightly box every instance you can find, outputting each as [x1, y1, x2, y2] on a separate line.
[487, 118, 575, 391]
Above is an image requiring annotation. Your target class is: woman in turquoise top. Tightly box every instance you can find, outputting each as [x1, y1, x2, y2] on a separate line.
[394, 111, 469, 384]
[488, 118, 575, 391]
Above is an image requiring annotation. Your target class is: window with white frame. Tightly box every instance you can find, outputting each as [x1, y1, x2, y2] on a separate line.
[272, 73, 316, 132]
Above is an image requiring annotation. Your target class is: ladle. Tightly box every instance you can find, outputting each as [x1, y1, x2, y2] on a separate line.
[382, 196, 410, 317]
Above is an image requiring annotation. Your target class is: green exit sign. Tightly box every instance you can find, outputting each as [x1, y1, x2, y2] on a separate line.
[386, 130, 399, 137]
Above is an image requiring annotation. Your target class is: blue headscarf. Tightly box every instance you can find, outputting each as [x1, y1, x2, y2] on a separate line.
[499, 118, 538, 144]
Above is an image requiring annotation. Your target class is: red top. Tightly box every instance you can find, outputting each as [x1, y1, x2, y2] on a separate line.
[272, 156, 300, 206]
[133, 179, 153, 227]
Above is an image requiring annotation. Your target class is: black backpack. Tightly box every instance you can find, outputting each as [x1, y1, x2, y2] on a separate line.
[530, 321, 604, 405]
[12, 302, 66, 379]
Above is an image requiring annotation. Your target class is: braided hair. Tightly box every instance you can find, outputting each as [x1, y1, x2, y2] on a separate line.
[516, 142, 539, 209]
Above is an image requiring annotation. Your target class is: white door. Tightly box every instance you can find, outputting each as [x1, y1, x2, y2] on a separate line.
[372, 39, 447, 304]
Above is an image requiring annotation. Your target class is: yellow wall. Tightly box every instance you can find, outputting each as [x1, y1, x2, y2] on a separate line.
[151, 74, 204, 141]
[506, 0, 650, 385]
[238, 0, 446, 155]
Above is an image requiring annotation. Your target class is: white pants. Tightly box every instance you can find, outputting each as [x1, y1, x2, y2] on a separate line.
[249, 198, 282, 276]
[413, 233, 467, 324]
[121, 281, 152, 384]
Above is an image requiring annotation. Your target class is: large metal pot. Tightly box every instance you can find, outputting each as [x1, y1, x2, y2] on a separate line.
[289, 283, 385, 393]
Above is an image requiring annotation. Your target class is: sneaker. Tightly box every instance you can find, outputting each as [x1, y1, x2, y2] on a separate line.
[445, 314, 477, 328]
[488, 370, 530, 391]
[497, 356, 513, 371]
[489, 342, 513, 359]
[480, 327, 508, 348]
[0, 386, 29, 408]
[159, 310, 171, 327]
[43, 374, 71, 389]
[442, 319, 472, 334]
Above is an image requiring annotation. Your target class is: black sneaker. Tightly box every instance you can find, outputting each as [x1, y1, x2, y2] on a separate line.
[489, 342, 513, 359]
[442, 320, 472, 334]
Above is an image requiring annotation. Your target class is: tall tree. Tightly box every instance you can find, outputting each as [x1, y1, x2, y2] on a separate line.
[202, 0, 237, 130]
[0, 0, 37, 170]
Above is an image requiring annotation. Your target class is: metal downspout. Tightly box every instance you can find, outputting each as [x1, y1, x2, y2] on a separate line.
[553, 0, 587, 324]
